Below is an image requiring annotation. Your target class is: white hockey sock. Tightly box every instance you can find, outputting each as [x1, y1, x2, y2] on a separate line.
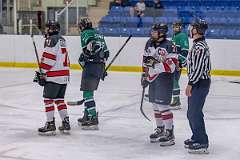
[55, 99, 68, 121]
[44, 99, 55, 122]
[158, 104, 174, 130]
[153, 103, 164, 127]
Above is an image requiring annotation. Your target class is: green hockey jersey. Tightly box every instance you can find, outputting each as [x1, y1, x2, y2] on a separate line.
[172, 32, 189, 66]
[81, 28, 108, 53]
[80, 28, 109, 63]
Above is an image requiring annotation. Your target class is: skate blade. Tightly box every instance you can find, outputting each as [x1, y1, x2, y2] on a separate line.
[38, 131, 56, 136]
[150, 137, 163, 143]
[81, 125, 99, 130]
[188, 148, 209, 154]
[59, 129, 71, 135]
[159, 140, 175, 146]
[67, 100, 84, 106]
[150, 139, 160, 143]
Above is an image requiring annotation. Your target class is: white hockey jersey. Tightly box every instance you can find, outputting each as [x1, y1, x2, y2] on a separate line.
[40, 35, 70, 84]
[142, 39, 178, 82]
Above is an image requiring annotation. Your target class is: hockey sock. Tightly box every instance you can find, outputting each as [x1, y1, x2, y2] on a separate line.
[55, 99, 68, 121]
[83, 91, 97, 117]
[44, 99, 55, 122]
[153, 103, 164, 127]
[158, 104, 174, 130]
[172, 79, 180, 100]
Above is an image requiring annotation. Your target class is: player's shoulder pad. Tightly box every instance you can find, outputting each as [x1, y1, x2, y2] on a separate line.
[45, 35, 64, 47]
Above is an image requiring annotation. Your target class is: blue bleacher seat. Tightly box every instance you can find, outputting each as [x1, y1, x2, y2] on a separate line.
[119, 28, 131, 37]
[129, 28, 146, 37]
[141, 17, 154, 27]
[102, 27, 121, 37]
[99, 0, 240, 39]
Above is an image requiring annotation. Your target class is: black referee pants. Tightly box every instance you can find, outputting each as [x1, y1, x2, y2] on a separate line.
[187, 79, 210, 145]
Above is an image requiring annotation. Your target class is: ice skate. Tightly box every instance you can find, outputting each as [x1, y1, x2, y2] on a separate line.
[58, 117, 71, 134]
[77, 109, 89, 126]
[184, 139, 196, 148]
[170, 97, 181, 110]
[149, 127, 165, 143]
[38, 119, 56, 136]
[159, 129, 175, 146]
[81, 115, 99, 130]
[188, 143, 209, 154]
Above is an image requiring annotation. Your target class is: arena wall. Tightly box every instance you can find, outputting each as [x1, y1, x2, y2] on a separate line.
[0, 35, 239, 76]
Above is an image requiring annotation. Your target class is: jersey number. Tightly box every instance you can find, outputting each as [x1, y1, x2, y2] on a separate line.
[61, 48, 70, 67]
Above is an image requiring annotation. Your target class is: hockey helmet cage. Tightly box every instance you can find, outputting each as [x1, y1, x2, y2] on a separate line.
[45, 20, 60, 32]
[151, 23, 168, 35]
[158, 23, 168, 35]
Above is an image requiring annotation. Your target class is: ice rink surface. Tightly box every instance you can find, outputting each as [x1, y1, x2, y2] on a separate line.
[0, 68, 240, 160]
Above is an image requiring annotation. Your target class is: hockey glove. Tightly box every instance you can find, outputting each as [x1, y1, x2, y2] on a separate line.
[143, 56, 157, 67]
[78, 53, 86, 68]
[33, 71, 46, 86]
[141, 73, 149, 88]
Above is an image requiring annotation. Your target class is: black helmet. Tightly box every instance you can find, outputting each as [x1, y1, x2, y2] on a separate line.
[79, 18, 93, 31]
[151, 23, 168, 35]
[151, 24, 160, 32]
[158, 23, 168, 35]
[191, 19, 208, 35]
[173, 20, 183, 28]
[46, 20, 60, 33]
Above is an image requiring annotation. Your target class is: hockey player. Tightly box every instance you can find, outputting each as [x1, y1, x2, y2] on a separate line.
[185, 19, 211, 154]
[142, 24, 178, 146]
[34, 20, 71, 135]
[170, 20, 189, 109]
[77, 18, 109, 130]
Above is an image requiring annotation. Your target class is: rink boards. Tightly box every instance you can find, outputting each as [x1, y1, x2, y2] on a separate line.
[0, 35, 240, 76]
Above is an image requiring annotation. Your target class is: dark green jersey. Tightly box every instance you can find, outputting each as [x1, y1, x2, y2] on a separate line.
[172, 32, 189, 66]
[80, 28, 109, 63]
[81, 28, 109, 53]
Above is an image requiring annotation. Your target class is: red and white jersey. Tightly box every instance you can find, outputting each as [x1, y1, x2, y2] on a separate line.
[143, 39, 178, 82]
[40, 35, 70, 84]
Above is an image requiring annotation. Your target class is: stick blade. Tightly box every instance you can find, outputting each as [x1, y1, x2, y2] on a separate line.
[67, 99, 85, 106]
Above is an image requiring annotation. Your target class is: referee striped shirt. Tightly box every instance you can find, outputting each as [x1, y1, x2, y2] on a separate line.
[187, 37, 211, 86]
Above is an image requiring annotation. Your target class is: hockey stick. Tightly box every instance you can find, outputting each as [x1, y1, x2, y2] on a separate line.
[31, 34, 42, 72]
[104, 34, 132, 73]
[140, 87, 151, 121]
[67, 99, 85, 105]
[67, 35, 132, 106]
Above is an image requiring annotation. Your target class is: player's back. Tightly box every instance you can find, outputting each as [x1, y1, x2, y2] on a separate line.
[42, 35, 70, 84]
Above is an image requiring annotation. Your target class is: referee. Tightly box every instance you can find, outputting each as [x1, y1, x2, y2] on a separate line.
[184, 19, 211, 154]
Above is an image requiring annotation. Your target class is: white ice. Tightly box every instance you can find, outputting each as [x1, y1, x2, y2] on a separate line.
[0, 68, 240, 160]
